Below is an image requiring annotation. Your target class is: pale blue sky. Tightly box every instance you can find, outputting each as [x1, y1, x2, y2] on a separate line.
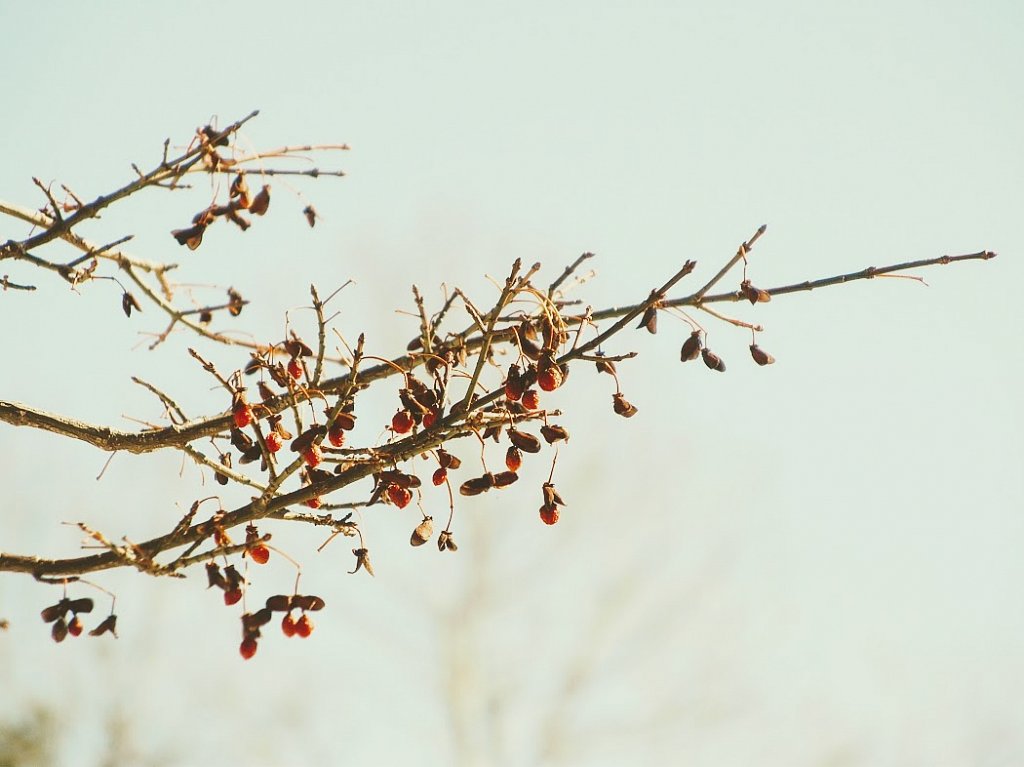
[1, 2, 1022, 765]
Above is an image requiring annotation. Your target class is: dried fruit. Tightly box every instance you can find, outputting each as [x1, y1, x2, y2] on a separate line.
[702, 348, 726, 372]
[612, 392, 638, 418]
[680, 331, 702, 362]
[539, 504, 560, 525]
[637, 304, 659, 334]
[508, 429, 542, 454]
[88, 614, 118, 638]
[287, 357, 303, 380]
[249, 185, 271, 216]
[52, 618, 68, 643]
[281, 613, 297, 637]
[432, 467, 448, 486]
[224, 588, 243, 606]
[749, 344, 776, 366]
[540, 424, 569, 444]
[740, 279, 771, 304]
[505, 446, 523, 472]
[327, 423, 345, 447]
[411, 517, 433, 546]
[121, 291, 141, 318]
[294, 613, 314, 638]
[302, 444, 323, 468]
[232, 399, 254, 429]
[460, 474, 496, 496]
[265, 431, 283, 453]
[239, 637, 258, 660]
[537, 366, 563, 392]
[492, 470, 519, 488]
[392, 409, 414, 434]
[303, 205, 318, 227]
[171, 223, 207, 250]
[521, 389, 540, 410]
[504, 364, 525, 401]
[386, 483, 413, 509]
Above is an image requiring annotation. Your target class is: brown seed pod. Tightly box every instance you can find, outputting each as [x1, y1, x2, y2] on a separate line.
[542, 482, 566, 507]
[215, 453, 232, 485]
[351, 548, 374, 576]
[333, 411, 357, 431]
[88, 614, 118, 638]
[460, 473, 496, 496]
[701, 348, 726, 372]
[740, 279, 771, 304]
[265, 595, 291, 612]
[285, 337, 314, 358]
[680, 330, 702, 362]
[249, 185, 271, 216]
[540, 424, 569, 444]
[170, 223, 207, 250]
[302, 205, 318, 227]
[121, 291, 141, 318]
[492, 470, 519, 488]
[52, 618, 68, 643]
[206, 563, 229, 591]
[290, 425, 326, 454]
[292, 595, 326, 612]
[508, 429, 542, 454]
[637, 305, 658, 334]
[749, 343, 776, 366]
[411, 517, 434, 547]
[594, 353, 617, 376]
[612, 392, 638, 418]
[227, 288, 245, 317]
[437, 530, 459, 552]
[437, 448, 461, 470]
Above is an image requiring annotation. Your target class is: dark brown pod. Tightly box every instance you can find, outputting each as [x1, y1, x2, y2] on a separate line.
[227, 288, 245, 317]
[637, 305, 658, 334]
[540, 424, 569, 444]
[594, 353, 616, 376]
[215, 453, 232, 485]
[265, 594, 291, 612]
[740, 280, 771, 304]
[680, 331, 702, 362]
[206, 562, 228, 591]
[351, 548, 374, 576]
[459, 473, 496, 496]
[437, 448, 461, 470]
[702, 348, 726, 372]
[224, 565, 245, 590]
[249, 185, 271, 216]
[40, 601, 67, 623]
[285, 337, 314, 358]
[749, 344, 776, 366]
[51, 618, 68, 643]
[66, 598, 93, 614]
[292, 595, 326, 612]
[612, 392, 638, 418]
[508, 429, 542, 454]
[88, 614, 118, 638]
[542, 482, 566, 506]
[303, 205, 318, 227]
[290, 426, 326, 454]
[171, 223, 207, 250]
[411, 517, 434, 547]
[121, 291, 141, 318]
[230, 427, 254, 452]
[492, 470, 519, 488]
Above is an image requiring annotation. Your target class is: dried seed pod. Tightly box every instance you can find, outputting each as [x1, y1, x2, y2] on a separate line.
[292, 595, 326, 612]
[542, 482, 566, 507]
[303, 205, 318, 227]
[223, 565, 245, 590]
[749, 343, 776, 366]
[411, 517, 434, 546]
[121, 291, 141, 318]
[508, 429, 542, 454]
[257, 381, 277, 402]
[227, 288, 245, 317]
[206, 562, 228, 591]
[229, 173, 250, 201]
[437, 530, 458, 552]
[199, 310, 213, 324]
[492, 470, 519, 488]
[265, 595, 291, 612]
[351, 548, 374, 576]
[51, 618, 68, 643]
[226, 209, 251, 231]
[460, 473, 496, 496]
[637, 305, 658, 334]
[290, 426, 326, 454]
[680, 330, 702, 362]
[701, 348, 726, 372]
[612, 392, 638, 418]
[540, 424, 569, 444]
[437, 448, 461, 470]
[170, 223, 207, 250]
[215, 453, 232, 485]
[88, 614, 118, 638]
[40, 601, 68, 623]
[740, 279, 771, 304]
[594, 353, 617, 376]
[249, 185, 271, 216]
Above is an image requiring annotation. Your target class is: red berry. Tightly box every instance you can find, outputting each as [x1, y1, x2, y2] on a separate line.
[295, 613, 314, 638]
[521, 389, 540, 410]
[537, 367, 562, 392]
[432, 467, 447, 486]
[505, 446, 523, 472]
[240, 637, 258, 660]
[224, 588, 243, 606]
[386, 483, 413, 509]
[303, 444, 323, 468]
[249, 544, 270, 564]
[505, 381, 524, 402]
[265, 431, 283, 453]
[287, 357, 304, 380]
[422, 408, 439, 429]
[304, 496, 322, 509]
[539, 504, 560, 525]
[67, 616, 83, 637]
[232, 401, 253, 428]
[328, 424, 345, 447]
[281, 613, 297, 637]
[392, 409, 414, 434]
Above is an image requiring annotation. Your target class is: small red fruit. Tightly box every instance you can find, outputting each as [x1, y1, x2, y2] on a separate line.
[386, 483, 413, 509]
[539, 504, 560, 525]
[537, 367, 563, 392]
[432, 467, 447, 486]
[304, 496, 322, 509]
[68, 616, 84, 637]
[392, 409, 414, 434]
[287, 357, 303, 380]
[303, 444, 323, 468]
[249, 544, 271, 564]
[295, 613, 314, 638]
[240, 637, 258, 660]
[265, 431, 283, 453]
[422, 408, 439, 429]
[521, 389, 540, 410]
[328, 424, 345, 447]
[505, 446, 523, 472]
[232, 401, 253, 429]
[281, 613, 297, 637]
[224, 588, 243, 606]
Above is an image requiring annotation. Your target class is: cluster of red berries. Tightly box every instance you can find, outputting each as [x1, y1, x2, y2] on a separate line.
[239, 594, 326, 660]
[41, 597, 118, 642]
[206, 561, 247, 605]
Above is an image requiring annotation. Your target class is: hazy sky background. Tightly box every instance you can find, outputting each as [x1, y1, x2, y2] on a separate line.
[1, 1, 1022, 765]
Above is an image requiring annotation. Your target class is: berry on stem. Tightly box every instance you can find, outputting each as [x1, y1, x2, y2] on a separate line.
[281, 613, 297, 637]
[264, 431, 283, 453]
[240, 637, 258, 660]
[249, 544, 271, 565]
[295, 613, 313, 638]
[224, 588, 243, 606]
[392, 409, 414, 434]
